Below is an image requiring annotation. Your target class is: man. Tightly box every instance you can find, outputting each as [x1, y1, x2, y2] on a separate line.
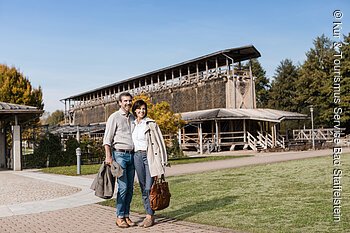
[103, 92, 136, 228]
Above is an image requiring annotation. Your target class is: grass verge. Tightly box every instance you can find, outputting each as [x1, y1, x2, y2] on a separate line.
[40, 155, 253, 176]
[101, 153, 350, 233]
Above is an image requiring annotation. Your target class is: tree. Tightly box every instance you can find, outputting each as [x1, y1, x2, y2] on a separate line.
[30, 133, 61, 168]
[268, 59, 299, 112]
[45, 110, 65, 126]
[133, 94, 186, 158]
[0, 64, 43, 109]
[243, 59, 270, 107]
[295, 35, 335, 127]
[338, 33, 350, 133]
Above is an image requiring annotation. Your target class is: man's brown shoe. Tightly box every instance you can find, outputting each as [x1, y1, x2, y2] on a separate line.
[116, 218, 129, 228]
[125, 217, 136, 227]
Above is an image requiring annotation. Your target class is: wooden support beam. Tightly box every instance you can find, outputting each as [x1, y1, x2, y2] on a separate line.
[249, 59, 256, 108]
[199, 123, 203, 155]
[205, 61, 208, 79]
[243, 119, 247, 142]
[232, 61, 237, 108]
[273, 124, 277, 147]
[172, 71, 174, 87]
[215, 120, 219, 150]
[179, 69, 182, 85]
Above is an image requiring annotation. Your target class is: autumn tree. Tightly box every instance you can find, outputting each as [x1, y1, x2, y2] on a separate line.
[133, 94, 186, 157]
[45, 110, 65, 126]
[0, 64, 43, 109]
[133, 94, 185, 135]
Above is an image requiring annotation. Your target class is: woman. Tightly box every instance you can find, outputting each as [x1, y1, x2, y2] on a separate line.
[132, 99, 168, 228]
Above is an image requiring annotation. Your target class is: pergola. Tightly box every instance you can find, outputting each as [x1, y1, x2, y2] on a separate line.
[0, 102, 43, 171]
[179, 108, 308, 153]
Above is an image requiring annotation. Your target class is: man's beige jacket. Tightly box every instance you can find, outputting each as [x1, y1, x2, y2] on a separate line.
[90, 161, 123, 199]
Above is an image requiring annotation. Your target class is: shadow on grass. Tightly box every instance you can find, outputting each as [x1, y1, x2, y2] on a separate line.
[157, 195, 238, 222]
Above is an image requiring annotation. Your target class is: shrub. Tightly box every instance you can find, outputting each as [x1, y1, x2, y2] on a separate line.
[28, 133, 62, 168]
[166, 137, 185, 159]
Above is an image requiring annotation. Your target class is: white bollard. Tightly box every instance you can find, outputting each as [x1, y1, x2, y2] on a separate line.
[76, 147, 81, 175]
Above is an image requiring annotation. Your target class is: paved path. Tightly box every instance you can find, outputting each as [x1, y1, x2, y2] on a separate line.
[0, 171, 100, 217]
[0, 204, 237, 233]
[0, 148, 348, 232]
[0, 172, 80, 206]
[166, 148, 346, 176]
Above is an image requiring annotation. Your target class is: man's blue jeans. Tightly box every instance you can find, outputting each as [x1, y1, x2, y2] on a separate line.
[112, 150, 135, 218]
[134, 150, 154, 215]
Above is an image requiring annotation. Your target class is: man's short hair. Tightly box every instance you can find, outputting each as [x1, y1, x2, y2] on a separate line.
[118, 92, 133, 102]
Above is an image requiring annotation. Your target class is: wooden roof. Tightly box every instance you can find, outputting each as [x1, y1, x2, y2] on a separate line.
[0, 102, 43, 122]
[181, 108, 307, 123]
[63, 45, 261, 101]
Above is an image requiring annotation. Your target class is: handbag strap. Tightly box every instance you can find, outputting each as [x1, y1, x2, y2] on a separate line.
[153, 174, 165, 184]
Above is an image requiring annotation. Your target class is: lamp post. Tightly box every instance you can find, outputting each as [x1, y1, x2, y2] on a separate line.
[310, 106, 315, 150]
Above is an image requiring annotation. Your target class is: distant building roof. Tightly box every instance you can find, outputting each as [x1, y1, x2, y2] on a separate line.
[49, 123, 106, 134]
[0, 102, 42, 113]
[0, 102, 43, 122]
[181, 108, 307, 123]
[62, 45, 261, 101]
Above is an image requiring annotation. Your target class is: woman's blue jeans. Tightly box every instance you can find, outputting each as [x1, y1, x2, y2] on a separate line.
[112, 150, 135, 218]
[134, 150, 154, 215]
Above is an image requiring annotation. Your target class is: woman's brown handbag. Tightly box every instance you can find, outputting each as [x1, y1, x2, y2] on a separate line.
[150, 176, 171, 211]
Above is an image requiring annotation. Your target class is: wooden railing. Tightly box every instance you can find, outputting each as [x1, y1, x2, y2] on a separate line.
[218, 131, 245, 145]
[247, 132, 257, 151]
[179, 129, 287, 152]
[293, 128, 345, 141]
[277, 135, 285, 148]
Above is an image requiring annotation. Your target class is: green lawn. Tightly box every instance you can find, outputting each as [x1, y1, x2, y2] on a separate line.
[40, 155, 252, 176]
[101, 154, 350, 233]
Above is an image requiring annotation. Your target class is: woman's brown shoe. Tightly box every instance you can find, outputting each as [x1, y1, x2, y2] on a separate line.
[143, 216, 154, 228]
[125, 217, 136, 227]
[116, 218, 129, 228]
[138, 218, 147, 227]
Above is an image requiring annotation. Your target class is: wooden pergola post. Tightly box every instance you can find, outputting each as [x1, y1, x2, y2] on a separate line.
[0, 121, 6, 168]
[243, 119, 247, 142]
[215, 120, 219, 151]
[199, 123, 203, 155]
[0, 102, 43, 171]
[13, 115, 21, 171]
[273, 124, 277, 147]
[178, 128, 182, 146]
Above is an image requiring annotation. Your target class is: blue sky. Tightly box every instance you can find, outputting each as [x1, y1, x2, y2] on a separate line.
[0, 0, 349, 113]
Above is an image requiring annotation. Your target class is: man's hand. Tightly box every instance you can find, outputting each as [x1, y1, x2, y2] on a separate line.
[104, 144, 113, 165]
[105, 156, 113, 165]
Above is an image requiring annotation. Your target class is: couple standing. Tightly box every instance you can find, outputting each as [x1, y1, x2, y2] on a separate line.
[103, 92, 167, 228]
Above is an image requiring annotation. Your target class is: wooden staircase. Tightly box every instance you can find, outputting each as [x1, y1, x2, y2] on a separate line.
[247, 131, 285, 151]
